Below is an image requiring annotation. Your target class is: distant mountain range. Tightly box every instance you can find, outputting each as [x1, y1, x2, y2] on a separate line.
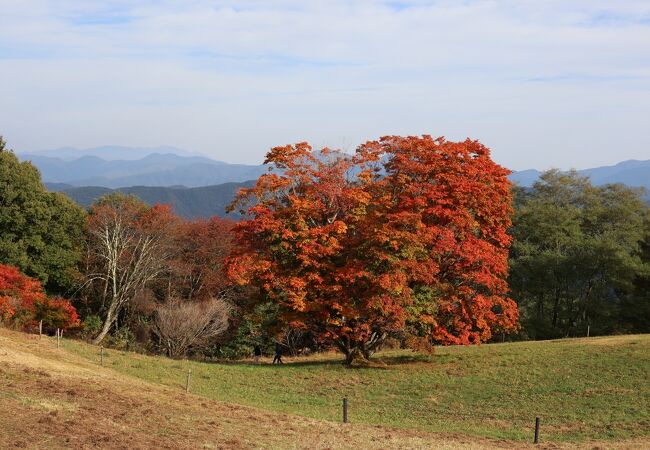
[509, 159, 650, 191]
[15, 146, 649, 218]
[18, 149, 269, 189]
[19, 145, 204, 161]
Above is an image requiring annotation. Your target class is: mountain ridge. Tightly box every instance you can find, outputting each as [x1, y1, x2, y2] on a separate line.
[21, 152, 268, 188]
[18, 145, 205, 161]
[19, 146, 648, 191]
[19, 146, 648, 217]
[509, 159, 650, 193]
[49, 181, 254, 219]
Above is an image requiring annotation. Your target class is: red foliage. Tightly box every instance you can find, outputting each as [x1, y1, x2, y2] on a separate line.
[33, 296, 81, 331]
[357, 136, 518, 345]
[227, 136, 518, 358]
[0, 264, 45, 321]
[169, 216, 235, 301]
[0, 264, 79, 331]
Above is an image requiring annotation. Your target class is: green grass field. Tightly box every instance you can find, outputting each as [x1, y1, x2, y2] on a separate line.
[62, 334, 650, 444]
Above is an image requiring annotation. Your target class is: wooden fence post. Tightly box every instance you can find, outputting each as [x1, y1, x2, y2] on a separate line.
[39, 320, 42, 338]
[343, 397, 348, 423]
[186, 369, 192, 393]
[534, 417, 540, 444]
[56, 329, 60, 348]
[100, 346, 104, 366]
[587, 325, 590, 338]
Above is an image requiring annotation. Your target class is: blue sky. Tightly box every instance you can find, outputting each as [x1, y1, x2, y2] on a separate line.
[1, 0, 649, 169]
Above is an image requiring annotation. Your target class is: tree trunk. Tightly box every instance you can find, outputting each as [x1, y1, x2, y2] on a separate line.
[344, 347, 365, 365]
[552, 289, 561, 327]
[336, 338, 362, 365]
[361, 332, 387, 360]
[93, 303, 117, 344]
[336, 332, 387, 365]
[564, 296, 575, 337]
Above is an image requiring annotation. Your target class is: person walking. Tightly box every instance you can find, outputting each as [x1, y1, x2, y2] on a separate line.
[253, 344, 262, 364]
[272, 341, 284, 364]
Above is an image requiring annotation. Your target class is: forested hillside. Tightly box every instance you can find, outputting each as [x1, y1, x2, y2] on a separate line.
[47, 181, 254, 219]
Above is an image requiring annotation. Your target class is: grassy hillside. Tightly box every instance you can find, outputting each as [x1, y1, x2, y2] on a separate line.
[1, 328, 648, 448]
[0, 329, 507, 450]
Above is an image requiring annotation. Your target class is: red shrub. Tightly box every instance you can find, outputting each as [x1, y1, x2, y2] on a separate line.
[0, 264, 80, 331]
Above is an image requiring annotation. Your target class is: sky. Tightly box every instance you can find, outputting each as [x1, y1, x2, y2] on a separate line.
[1, 0, 649, 170]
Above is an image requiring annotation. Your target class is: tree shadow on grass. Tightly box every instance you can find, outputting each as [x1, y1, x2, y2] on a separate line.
[208, 351, 436, 369]
[379, 353, 434, 366]
[210, 358, 343, 368]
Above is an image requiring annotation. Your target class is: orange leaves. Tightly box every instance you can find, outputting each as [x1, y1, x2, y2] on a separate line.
[264, 142, 315, 168]
[226, 254, 271, 286]
[330, 220, 348, 234]
[0, 264, 79, 330]
[227, 135, 518, 351]
[137, 203, 177, 233]
[363, 135, 518, 344]
[34, 296, 81, 330]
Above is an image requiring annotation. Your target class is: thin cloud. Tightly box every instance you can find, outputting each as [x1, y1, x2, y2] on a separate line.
[0, 0, 649, 170]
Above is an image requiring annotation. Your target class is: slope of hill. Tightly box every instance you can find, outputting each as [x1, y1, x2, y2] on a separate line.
[79, 162, 266, 189]
[23, 147, 650, 213]
[1, 328, 648, 448]
[49, 181, 255, 219]
[0, 328, 470, 450]
[510, 159, 650, 194]
[508, 169, 542, 187]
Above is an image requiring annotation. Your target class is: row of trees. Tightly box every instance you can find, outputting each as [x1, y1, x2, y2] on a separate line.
[2, 137, 235, 356]
[79, 195, 236, 355]
[1, 135, 648, 362]
[510, 170, 650, 339]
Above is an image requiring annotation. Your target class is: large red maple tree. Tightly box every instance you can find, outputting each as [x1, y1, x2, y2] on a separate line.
[227, 136, 518, 363]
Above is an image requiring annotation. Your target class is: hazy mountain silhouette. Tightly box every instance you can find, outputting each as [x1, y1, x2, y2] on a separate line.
[21, 151, 269, 188]
[19, 145, 203, 161]
[509, 160, 650, 199]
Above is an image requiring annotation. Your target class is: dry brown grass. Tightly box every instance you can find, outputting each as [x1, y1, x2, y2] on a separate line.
[0, 328, 647, 450]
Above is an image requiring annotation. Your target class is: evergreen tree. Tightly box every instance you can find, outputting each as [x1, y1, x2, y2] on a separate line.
[0, 136, 85, 294]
